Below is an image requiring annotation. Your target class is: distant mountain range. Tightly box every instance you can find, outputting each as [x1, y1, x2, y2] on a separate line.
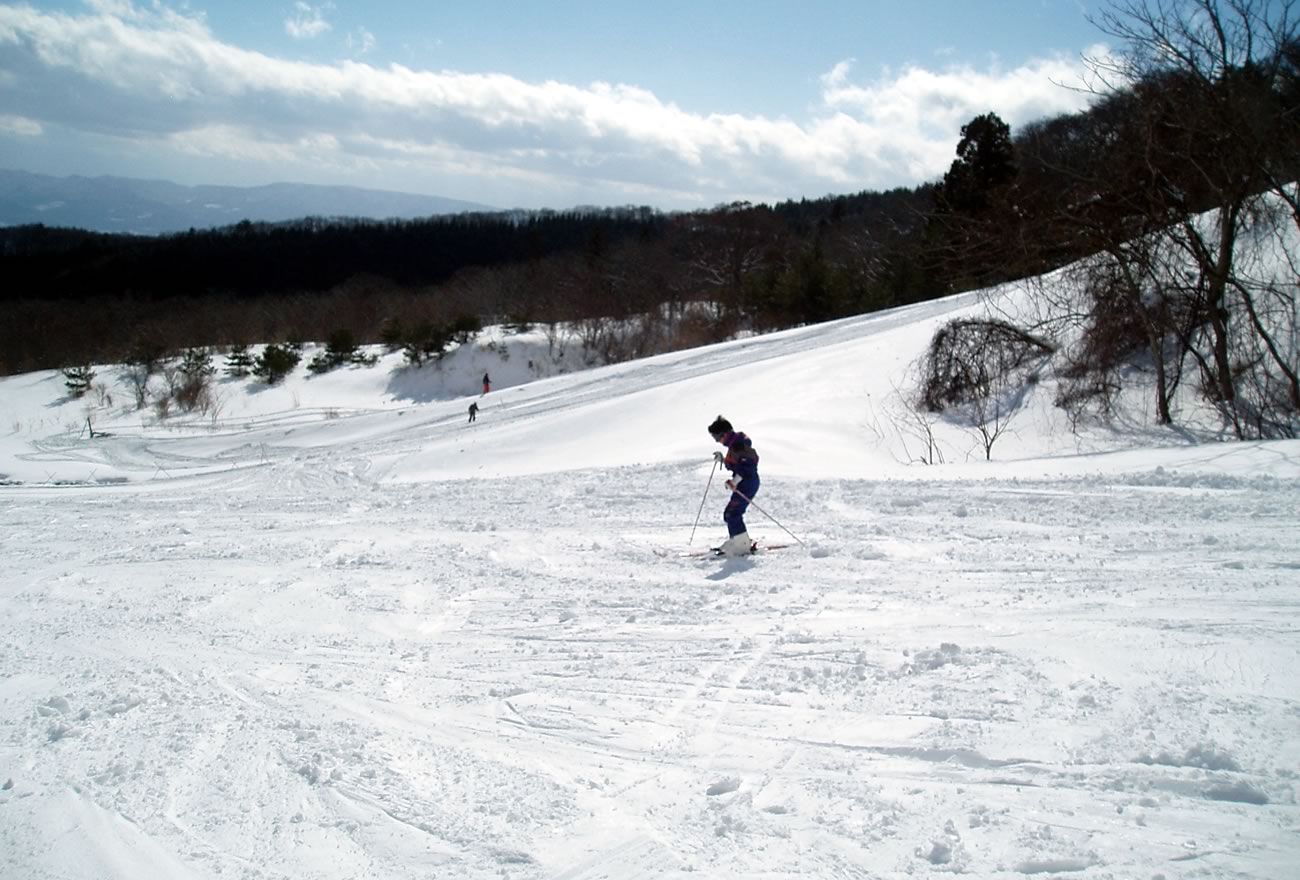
[0, 169, 496, 235]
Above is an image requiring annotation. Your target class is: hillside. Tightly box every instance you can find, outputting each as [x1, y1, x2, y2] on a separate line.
[4, 276, 1293, 487]
[0, 169, 495, 235]
[1, 281, 1298, 879]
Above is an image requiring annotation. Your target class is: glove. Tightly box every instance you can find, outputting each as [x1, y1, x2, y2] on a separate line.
[713, 451, 725, 464]
[725, 479, 737, 492]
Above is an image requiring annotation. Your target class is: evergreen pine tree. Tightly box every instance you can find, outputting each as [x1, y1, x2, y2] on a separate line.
[62, 364, 95, 398]
[308, 329, 362, 374]
[179, 347, 215, 381]
[940, 112, 1017, 214]
[379, 318, 405, 352]
[225, 344, 254, 377]
[402, 321, 455, 367]
[175, 348, 216, 411]
[123, 337, 169, 378]
[253, 344, 301, 385]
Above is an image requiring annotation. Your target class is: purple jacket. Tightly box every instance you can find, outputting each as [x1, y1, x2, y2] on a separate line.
[720, 430, 759, 481]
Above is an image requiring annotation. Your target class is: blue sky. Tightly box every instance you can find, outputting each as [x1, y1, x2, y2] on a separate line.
[0, 1, 1109, 210]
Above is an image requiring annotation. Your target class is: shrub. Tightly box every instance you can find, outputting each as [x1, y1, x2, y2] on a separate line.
[919, 318, 1057, 460]
[920, 319, 1056, 412]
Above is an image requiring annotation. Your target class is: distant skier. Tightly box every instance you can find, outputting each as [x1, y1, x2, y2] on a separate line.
[468, 401, 478, 423]
[482, 372, 491, 395]
[708, 415, 760, 556]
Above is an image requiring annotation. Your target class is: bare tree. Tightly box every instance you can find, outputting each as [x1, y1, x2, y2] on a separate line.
[1081, 0, 1300, 437]
[681, 202, 787, 328]
[892, 404, 948, 465]
[919, 319, 1057, 460]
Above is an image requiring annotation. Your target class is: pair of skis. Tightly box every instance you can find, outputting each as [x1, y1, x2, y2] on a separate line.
[655, 540, 793, 559]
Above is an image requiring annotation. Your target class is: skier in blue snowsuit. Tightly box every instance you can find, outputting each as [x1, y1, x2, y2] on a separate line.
[708, 415, 760, 556]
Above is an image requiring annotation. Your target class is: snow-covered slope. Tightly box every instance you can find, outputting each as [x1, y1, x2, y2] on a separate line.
[8, 282, 1294, 488]
[1, 283, 1297, 879]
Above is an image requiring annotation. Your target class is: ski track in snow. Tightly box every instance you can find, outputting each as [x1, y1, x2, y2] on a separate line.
[2, 456, 1298, 878]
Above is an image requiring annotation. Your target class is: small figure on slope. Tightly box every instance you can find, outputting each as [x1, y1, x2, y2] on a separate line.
[708, 415, 760, 556]
[468, 401, 478, 423]
[482, 372, 491, 396]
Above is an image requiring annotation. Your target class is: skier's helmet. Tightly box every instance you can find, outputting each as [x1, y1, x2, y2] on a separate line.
[708, 415, 732, 439]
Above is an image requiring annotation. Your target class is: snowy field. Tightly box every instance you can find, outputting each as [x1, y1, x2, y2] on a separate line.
[2, 285, 1299, 879]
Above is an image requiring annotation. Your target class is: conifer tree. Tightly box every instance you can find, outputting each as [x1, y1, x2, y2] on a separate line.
[253, 344, 300, 385]
[308, 329, 359, 374]
[173, 347, 216, 411]
[225, 344, 254, 377]
[62, 364, 95, 398]
[179, 347, 215, 381]
[940, 113, 1017, 214]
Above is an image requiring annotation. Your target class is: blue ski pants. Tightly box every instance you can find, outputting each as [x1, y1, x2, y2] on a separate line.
[723, 475, 760, 536]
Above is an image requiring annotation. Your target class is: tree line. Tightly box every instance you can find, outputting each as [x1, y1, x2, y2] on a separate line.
[0, 187, 937, 374]
[3, 1, 1296, 440]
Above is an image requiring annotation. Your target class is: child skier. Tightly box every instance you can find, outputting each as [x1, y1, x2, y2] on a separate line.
[708, 415, 760, 556]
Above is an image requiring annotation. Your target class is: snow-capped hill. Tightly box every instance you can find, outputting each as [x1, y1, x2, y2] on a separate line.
[1, 272, 1297, 880]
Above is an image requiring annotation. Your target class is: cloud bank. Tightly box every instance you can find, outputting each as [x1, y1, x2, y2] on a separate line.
[0, 2, 1105, 209]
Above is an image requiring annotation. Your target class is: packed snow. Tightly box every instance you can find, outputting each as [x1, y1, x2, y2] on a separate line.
[1, 281, 1298, 879]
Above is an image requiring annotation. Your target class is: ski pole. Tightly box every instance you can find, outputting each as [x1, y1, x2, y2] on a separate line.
[688, 458, 719, 546]
[726, 483, 808, 548]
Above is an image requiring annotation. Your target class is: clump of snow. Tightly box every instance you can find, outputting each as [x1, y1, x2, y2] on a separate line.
[1136, 743, 1242, 772]
[1013, 856, 1095, 874]
[906, 643, 964, 672]
[706, 777, 741, 796]
[1205, 782, 1269, 805]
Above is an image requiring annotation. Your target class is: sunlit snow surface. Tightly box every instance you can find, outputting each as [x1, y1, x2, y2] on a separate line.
[2, 286, 1298, 878]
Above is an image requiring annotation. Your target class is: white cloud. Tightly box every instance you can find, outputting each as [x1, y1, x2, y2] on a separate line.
[285, 2, 331, 40]
[346, 27, 375, 55]
[0, 114, 43, 136]
[168, 124, 341, 164]
[0, 2, 1110, 208]
[820, 55, 1097, 135]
